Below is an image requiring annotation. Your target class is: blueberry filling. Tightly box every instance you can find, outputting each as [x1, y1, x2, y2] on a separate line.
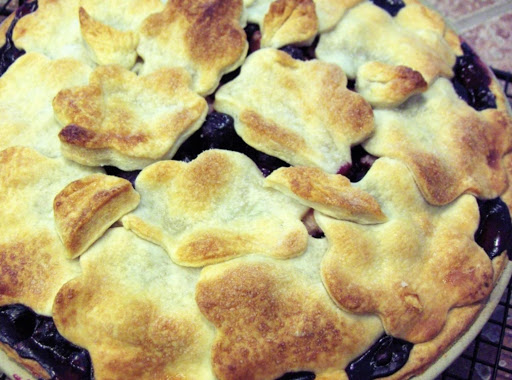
[174, 111, 289, 176]
[346, 334, 413, 379]
[103, 166, 140, 187]
[451, 42, 497, 111]
[279, 37, 318, 61]
[275, 371, 316, 380]
[0, 0, 38, 76]
[475, 198, 512, 260]
[337, 145, 378, 182]
[245, 23, 261, 54]
[370, 0, 405, 17]
[0, 304, 93, 380]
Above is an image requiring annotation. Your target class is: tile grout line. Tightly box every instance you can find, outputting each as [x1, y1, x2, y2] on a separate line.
[453, 1, 512, 33]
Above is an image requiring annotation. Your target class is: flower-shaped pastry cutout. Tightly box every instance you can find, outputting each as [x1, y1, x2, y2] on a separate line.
[215, 48, 374, 173]
[364, 78, 512, 205]
[13, 0, 164, 68]
[196, 238, 383, 380]
[316, 1, 457, 105]
[245, 0, 318, 48]
[53, 65, 208, 170]
[53, 228, 215, 380]
[0, 53, 92, 157]
[54, 174, 140, 258]
[137, 0, 248, 95]
[122, 149, 309, 267]
[264, 166, 387, 223]
[316, 157, 494, 343]
[0, 147, 100, 315]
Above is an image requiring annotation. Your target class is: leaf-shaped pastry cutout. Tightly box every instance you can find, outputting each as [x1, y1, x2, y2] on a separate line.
[0, 147, 101, 315]
[215, 48, 374, 173]
[122, 150, 309, 267]
[317, 157, 494, 343]
[265, 166, 387, 223]
[54, 174, 140, 258]
[53, 65, 208, 170]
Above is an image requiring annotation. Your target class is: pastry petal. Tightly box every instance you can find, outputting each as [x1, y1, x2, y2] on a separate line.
[54, 174, 140, 258]
[265, 166, 387, 223]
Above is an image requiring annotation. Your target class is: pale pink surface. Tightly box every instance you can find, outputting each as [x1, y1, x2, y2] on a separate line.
[428, 0, 505, 20]
[462, 12, 512, 73]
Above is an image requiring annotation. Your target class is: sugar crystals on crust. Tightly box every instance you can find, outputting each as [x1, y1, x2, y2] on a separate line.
[122, 149, 309, 267]
[53, 65, 208, 170]
[215, 48, 374, 174]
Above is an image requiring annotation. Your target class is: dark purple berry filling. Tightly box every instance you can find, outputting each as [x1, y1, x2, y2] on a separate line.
[337, 145, 378, 182]
[0, 304, 93, 380]
[275, 371, 315, 380]
[279, 37, 318, 61]
[475, 198, 512, 260]
[0, 0, 38, 76]
[174, 111, 289, 176]
[451, 42, 497, 111]
[346, 334, 413, 379]
[245, 23, 262, 54]
[103, 166, 140, 187]
[370, 0, 405, 17]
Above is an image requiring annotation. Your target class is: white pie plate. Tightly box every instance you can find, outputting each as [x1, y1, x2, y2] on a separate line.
[0, 261, 511, 380]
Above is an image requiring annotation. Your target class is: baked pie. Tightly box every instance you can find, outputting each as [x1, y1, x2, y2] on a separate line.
[1, 0, 512, 379]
